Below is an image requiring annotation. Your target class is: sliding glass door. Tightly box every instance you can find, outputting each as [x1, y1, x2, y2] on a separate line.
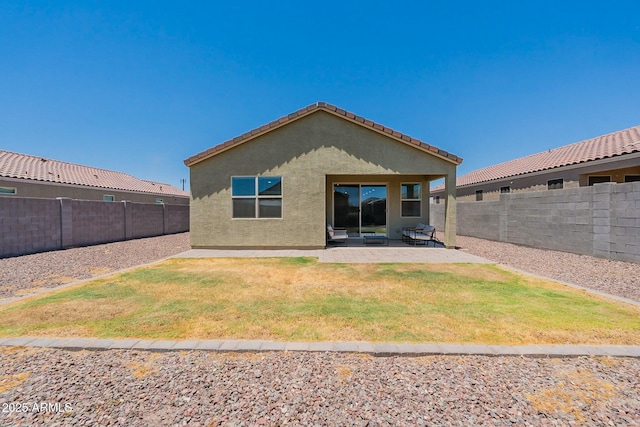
[333, 184, 387, 236]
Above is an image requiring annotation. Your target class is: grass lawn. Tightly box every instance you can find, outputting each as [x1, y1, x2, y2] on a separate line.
[1, 257, 639, 345]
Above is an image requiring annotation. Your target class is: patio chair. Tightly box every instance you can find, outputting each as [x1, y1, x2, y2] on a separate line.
[327, 224, 348, 245]
[402, 223, 439, 246]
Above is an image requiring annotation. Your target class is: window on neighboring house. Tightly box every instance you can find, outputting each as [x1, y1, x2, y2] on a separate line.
[0, 186, 17, 195]
[588, 176, 611, 186]
[625, 175, 640, 183]
[475, 190, 483, 201]
[103, 195, 115, 202]
[232, 176, 282, 218]
[434, 196, 440, 204]
[401, 183, 421, 217]
[500, 186, 511, 193]
[156, 198, 164, 204]
[547, 179, 563, 190]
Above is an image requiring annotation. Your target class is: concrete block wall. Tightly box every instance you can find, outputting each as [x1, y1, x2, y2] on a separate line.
[130, 203, 165, 239]
[71, 200, 126, 246]
[0, 197, 62, 258]
[430, 182, 640, 263]
[607, 182, 640, 262]
[0, 197, 189, 258]
[166, 204, 190, 234]
[456, 201, 502, 240]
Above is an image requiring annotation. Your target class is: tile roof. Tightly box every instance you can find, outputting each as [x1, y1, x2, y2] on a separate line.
[184, 102, 463, 166]
[435, 125, 640, 190]
[0, 150, 189, 197]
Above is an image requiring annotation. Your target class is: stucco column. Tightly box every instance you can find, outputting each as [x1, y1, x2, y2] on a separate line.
[443, 173, 457, 249]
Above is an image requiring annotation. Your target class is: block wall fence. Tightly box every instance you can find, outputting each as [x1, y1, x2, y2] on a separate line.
[430, 181, 640, 263]
[0, 197, 189, 258]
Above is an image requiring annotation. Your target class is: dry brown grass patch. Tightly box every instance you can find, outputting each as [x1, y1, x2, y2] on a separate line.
[527, 368, 616, 422]
[126, 353, 161, 379]
[0, 372, 31, 393]
[90, 267, 113, 276]
[0, 300, 138, 326]
[32, 275, 76, 286]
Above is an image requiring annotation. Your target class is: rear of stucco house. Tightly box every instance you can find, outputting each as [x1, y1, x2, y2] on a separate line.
[185, 102, 462, 249]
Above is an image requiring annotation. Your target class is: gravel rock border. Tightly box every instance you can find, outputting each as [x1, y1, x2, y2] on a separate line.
[0, 233, 190, 299]
[1, 348, 639, 426]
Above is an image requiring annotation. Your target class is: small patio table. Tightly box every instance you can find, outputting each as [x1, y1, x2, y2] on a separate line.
[363, 235, 388, 246]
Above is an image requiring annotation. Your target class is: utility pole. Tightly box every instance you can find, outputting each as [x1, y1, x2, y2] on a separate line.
[180, 178, 186, 191]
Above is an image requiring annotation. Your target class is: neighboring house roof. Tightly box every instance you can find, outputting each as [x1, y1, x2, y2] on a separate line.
[0, 150, 189, 197]
[184, 101, 463, 167]
[433, 125, 640, 191]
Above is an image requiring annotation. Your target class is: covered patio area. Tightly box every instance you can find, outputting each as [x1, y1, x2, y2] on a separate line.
[326, 173, 457, 248]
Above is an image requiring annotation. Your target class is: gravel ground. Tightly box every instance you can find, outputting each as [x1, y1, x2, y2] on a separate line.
[456, 235, 640, 303]
[0, 233, 190, 299]
[1, 233, 640, 425]
[1, 348, 639, 426]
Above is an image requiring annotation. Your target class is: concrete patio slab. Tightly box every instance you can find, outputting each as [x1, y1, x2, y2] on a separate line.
[173, 245, 493, 264]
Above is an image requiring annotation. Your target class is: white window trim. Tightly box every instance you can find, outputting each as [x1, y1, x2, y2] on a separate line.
[231, 176, 283, 219]
[401, 182, 422, 217]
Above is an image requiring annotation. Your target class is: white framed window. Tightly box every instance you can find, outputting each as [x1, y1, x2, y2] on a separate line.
[103, 195, 115, 202]
[0, 186, 17, 195]
[231, 176, 282, 218]
[401, 183, 421, 217]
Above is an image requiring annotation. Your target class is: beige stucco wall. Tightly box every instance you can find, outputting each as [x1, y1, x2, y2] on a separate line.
[0, 178, 190, 205]
[189, 110, 456, 248]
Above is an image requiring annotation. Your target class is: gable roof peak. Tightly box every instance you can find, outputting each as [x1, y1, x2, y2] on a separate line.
[184, 102, 463, 166]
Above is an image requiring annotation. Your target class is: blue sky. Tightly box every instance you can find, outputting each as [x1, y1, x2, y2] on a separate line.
[2, 1, 639, 191]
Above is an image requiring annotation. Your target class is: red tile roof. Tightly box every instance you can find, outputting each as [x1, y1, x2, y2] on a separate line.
[184, 102, 463, 166]
[0, 150, 189, 197]
[435, 125, 640, 190]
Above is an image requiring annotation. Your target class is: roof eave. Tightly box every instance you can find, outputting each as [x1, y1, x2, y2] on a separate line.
[184, 103, 463, 167]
